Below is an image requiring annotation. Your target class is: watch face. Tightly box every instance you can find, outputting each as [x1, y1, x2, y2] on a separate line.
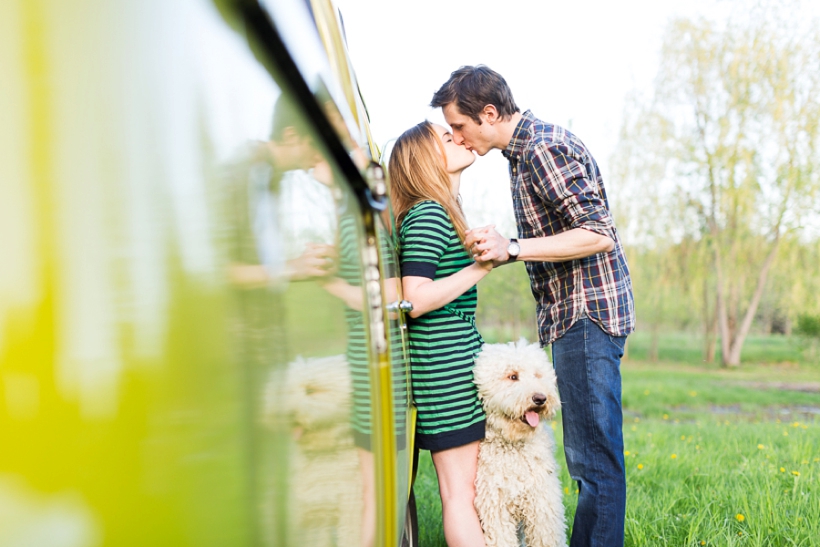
[508, 240, 520, 258]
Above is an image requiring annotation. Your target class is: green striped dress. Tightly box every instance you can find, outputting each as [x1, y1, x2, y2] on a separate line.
[399, 201, 485, 451]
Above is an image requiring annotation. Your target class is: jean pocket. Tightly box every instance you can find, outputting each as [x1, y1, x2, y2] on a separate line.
[607, 334, 627, 358]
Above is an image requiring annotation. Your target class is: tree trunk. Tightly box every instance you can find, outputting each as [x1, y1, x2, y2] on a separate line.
[713, 246, 733, 368]
[724, 239, 781, 366]
[702, 277, 717, 363]
[706, 311, 718, 364]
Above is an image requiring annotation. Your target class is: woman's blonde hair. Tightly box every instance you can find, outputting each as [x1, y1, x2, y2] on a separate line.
[388, 121, 469, 243]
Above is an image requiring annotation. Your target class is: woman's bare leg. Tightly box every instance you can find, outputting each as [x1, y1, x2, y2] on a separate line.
[358, 448, 375, 547]
[431, 440, 486, 547]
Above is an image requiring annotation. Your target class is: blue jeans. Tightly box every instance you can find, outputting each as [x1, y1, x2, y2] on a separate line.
[552, 317, 626, 547]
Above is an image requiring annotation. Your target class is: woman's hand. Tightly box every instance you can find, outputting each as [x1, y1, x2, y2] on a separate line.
[466, 225, 511, 267]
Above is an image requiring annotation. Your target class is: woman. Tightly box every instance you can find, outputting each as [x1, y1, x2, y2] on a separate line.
[388, 121, 491, 547]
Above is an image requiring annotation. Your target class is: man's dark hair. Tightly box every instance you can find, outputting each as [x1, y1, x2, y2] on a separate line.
[430, 65, 520, 124]
[270, 92, 303, 142]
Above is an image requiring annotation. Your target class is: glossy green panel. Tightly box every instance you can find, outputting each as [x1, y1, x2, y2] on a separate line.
[0, 1, 390, 545]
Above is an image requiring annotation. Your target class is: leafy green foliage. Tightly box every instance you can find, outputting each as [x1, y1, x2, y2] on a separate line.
[795, 315, 820, 339]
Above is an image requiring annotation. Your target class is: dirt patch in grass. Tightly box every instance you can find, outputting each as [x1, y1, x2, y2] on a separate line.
[675, 404, 820, 422]
[731, 381, 820, 393]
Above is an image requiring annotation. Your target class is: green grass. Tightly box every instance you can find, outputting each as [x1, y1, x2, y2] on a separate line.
[624, 330, 811, 366]
[413, 337, 820, 546]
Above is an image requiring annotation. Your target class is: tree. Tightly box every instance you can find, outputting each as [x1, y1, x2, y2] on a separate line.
[615, 1, 820, 366]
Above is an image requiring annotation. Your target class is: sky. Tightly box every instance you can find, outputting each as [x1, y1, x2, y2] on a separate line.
[333, 0, 727, 231]
[334, 0, 818, 233]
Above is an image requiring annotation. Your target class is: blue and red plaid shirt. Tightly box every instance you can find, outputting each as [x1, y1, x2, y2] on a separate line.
[503, 110, 635, 345]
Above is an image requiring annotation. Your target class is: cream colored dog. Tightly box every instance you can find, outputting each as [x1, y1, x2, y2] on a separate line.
[473, 340, 568, 547]
[275, 354, 363, 547]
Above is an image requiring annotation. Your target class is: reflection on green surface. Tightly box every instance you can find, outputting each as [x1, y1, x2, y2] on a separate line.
[0, 0, 403, 545]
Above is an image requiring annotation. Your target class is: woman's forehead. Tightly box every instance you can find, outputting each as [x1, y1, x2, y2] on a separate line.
[431, 123, 450, 137]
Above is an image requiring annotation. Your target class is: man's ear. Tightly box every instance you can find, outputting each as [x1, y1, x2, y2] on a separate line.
[482, 104, 500, 124]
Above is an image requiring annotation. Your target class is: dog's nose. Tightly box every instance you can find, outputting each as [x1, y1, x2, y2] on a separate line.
[532, 393, 547, 406]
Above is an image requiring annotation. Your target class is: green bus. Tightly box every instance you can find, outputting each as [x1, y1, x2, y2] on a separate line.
[0, 0, 417, 545]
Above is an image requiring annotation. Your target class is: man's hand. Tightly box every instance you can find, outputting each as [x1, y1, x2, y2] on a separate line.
[465, 225, 510, 267]
[286, 243, 337, 280]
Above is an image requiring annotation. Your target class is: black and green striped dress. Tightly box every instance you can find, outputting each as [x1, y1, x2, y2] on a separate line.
[399, 201, 485, 451]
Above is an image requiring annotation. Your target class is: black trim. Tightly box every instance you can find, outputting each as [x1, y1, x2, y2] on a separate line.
[232, 0, 378, 206]
[417, 420, 486, 452]
[401, 261, 437, 279]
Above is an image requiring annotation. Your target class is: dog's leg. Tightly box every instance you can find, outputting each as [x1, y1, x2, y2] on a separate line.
[476, 497, 519, 547]
[522, 487, 567, 547]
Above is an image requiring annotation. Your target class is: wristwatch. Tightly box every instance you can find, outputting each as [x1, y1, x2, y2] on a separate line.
[507, 238, 520, 262]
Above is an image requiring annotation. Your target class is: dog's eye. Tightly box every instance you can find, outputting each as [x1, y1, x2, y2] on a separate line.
[508, 374, 518, 381]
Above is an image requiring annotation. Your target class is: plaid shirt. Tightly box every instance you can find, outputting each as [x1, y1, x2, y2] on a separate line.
[503, 110, 634, 345]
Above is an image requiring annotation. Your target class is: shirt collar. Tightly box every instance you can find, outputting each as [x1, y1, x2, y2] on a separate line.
[502, 109, 536, 161]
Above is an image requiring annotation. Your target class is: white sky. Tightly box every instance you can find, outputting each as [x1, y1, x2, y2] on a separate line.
[334, 0, 818, 233]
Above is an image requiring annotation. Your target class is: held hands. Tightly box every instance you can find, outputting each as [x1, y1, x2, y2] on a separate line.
[286, 243, 338, 281]
[465, 225, 510, 268]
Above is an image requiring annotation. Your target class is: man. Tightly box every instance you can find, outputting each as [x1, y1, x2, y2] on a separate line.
[431, 65, 635, 547]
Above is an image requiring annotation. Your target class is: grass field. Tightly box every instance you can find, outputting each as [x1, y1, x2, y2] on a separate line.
[414, 333, 820, 546]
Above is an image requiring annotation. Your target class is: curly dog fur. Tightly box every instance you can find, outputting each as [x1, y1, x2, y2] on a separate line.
[473, 340, 567, 547]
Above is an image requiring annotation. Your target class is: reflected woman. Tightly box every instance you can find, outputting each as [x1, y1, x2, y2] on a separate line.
[388, 121, 491, 547]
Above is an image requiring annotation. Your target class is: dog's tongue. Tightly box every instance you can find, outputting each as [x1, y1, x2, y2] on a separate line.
[525, 411, 540, 427]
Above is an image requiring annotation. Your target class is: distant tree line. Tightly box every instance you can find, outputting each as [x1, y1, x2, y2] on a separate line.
[611, 0, 820, 366]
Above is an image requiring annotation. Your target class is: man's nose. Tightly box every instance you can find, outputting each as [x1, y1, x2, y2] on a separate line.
[453, 132, 465, 145]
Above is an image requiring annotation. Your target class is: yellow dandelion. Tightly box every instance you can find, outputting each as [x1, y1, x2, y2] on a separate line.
[696, 445, 700, 450]
[757, 444, 765, 450]
[791, 470, 800, 476]
[663, 414, 669, 420]
[689, 391, 697, 397]
[624, 450, 631, 456]
[738, 531, 743, 536]
[784, 431, 789, 437]
[681, 435, 686, 440]
[700, 541, 705, 546]
[638, 464, 644, 470]
[671, 454, 678, 459]
[551, 421, 557, 430]
[564, 487, 569, 494]
[780, 467, 786, 473]
[793, 422, 800, 428]
[631, 426, 637, 432]
[814, 458, 819, 462]
[644, 390, 650, 395]
[802, 460, 809, 464]
[736, 513, 745, 522]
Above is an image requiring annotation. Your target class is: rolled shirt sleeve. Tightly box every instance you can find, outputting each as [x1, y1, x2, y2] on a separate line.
[527, 142, 616, 241]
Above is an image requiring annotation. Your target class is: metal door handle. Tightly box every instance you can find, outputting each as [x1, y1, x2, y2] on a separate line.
[386, 300, 413, 313]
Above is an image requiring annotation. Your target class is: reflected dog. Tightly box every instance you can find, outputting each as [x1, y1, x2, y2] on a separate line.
[277, 354, 363, 547]
[473, 340, 567, 547]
